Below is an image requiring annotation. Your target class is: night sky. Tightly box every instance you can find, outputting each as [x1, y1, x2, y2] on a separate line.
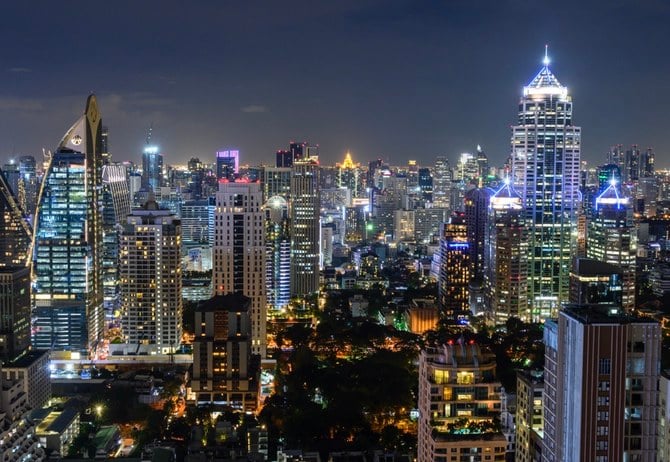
[0, 0, 668, 168]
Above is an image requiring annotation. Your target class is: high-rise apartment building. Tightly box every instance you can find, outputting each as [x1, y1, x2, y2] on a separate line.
[543, 305, 660, 461]
[214, 180, 266, 357]
[141, 145, 163, 192]
[33, 95, 104, 352]
[438, 213, 470, 320]
[487, 179, 528, 323]
[418, 342, 505, 462]
[119, 199, 182, 354]
[190, 294, 258, 411]
[510, 51, 581, 319]
[290, 157, 320, 297]
[464, 187, 492, 281]
[515, 370, 544, 462]
[587, 179, 637, 310]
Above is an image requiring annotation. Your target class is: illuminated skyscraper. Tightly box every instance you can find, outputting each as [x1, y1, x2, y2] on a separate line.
[214, 180, 266, 357]
[438, 213, 470, 320]
[141, 145, 163, 192]
[432, 156, 452, 209]
[265, 196, 291, 313]
[0, 169, 32, 268]
[487, 179, 528, 323]
[290, 156, 320, 297]
[119, 199, 182, 354]
[216, 150, 239, 180]
[511, 50, 581, 320]
[336, 151, 361, 199]
[18, 155, 38, 219]
[33, 95, 105, 352]
[587, 179, 637, 310]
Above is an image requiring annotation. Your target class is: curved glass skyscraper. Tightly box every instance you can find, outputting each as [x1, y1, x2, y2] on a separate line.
[32, 96, 105, 353]
[511, 52, 581, 320]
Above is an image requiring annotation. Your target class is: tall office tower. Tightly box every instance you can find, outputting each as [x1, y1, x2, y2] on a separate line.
[475, 145, 489, 182]
[336, 152, 361, 198]
[455, 152, 479, 184]
[569, 258, 623, 306]
[275, 149, 292, 168]
[119, 199, 182, 354]
[375, 175, 407, 238]
[623, 145, 640, 183]
[0, 267, 31, 361]
[101, 163, 132, 317]
[18, 155, 38, 219]
[290, 157, 320, 297]
[587, 179, 637, 310]
[543, 305, 660, 461]
[432, 156, 452, 208]
[191, 294, 258, 410]
[2, 162, 20, 200]
[418, 167, 433, 202]
[263, 167, 292, 200]
[487, 179, 528, 323]
[141, 145, 163, 192]
[181, 199, 215, 271]
[100, 126, 110, 161]
[414, 208, 449, 244]
[464, 188, 492, 281]
[438, 213, 470, 320]
[187, 157, 204, 199]
[607, 144, 624, 167]
[510, 51, 581, 319]
[214, 180, 266, 357]
[639, 147, 654, 178]
[0, 169, 32, 267]
[515, 370, 544, 462]
[418, 342, 506, 462]
[33, 95, 105, 352]
[265, 196, 291, 313]
[216, 150, 239, 180]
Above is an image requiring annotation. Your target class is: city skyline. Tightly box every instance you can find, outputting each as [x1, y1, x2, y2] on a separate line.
[0, 1, 669, 167]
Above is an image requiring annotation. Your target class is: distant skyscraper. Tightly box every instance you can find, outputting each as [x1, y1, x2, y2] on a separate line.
[214, 180, 266, 357]
[216, 150, 239, 180]
[141, 145, 163, 191]
[101, 163, 132, 317]
[543, 305, 660, 461]
[120, 199, 182, 354]
[336, 151, 361, 199]
[464, 187, 492, 281]
[511, 50, 581, 320]
[0, 267, 31, 361]
[33, 95, 105, 352]
[265, 196, 291, 313]
[438, 213, 470, 320]
[432, 156, 452, 209]
[569, 258, 623, 306]
[418, 167, 433, 202]
[487, 179, 528, 323]
[587, 179, 637, 310]
[2, 162, 20, 201]
[0, 169, 32, 268]
[18, 155, 38, 219]
[263, 167, 292, 200]
[290, 157, 320, 297]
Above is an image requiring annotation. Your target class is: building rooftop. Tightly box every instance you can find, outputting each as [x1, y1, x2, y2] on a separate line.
[562, 304, 659, 325]
[196, 294, 251, 313]
[4, 350, 49, 369]
[572, 258, 622, 277]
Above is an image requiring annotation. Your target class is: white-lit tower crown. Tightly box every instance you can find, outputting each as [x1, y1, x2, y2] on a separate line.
[510, 48, 581, 320]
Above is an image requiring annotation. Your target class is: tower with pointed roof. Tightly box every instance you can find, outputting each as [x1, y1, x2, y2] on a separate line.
[32, 95, 105, 353]
[511, 49, 581, 320]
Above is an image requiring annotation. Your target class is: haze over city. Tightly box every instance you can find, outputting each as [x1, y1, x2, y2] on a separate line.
[0, 0, 669, 166]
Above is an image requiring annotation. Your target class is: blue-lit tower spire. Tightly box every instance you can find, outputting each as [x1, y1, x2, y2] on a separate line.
[510, 48, 581, 320]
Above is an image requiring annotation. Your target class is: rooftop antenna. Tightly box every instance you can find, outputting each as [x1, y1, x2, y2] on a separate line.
[543, 44, 550, 67]
[145, 123, 153, 145]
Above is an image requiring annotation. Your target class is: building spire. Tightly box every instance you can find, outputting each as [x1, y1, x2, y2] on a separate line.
[543, 44, 550, 67]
